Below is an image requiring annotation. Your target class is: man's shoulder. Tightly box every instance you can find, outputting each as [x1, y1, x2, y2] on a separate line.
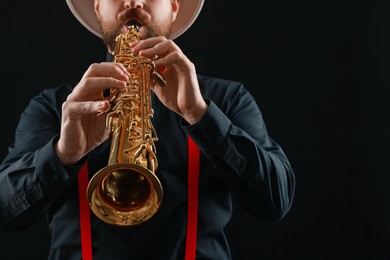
[42, 82, 74, 95]
[29, 83, 74, 109]
[197, 74, 242, 86]
[197, 74, 246, 96]
[38, 83, 74, 100]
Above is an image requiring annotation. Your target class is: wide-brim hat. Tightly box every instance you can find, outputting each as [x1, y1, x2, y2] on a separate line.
[66, 0, 204, 40]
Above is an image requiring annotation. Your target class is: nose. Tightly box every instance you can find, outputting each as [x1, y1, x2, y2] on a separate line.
[124, 0, 143, 9]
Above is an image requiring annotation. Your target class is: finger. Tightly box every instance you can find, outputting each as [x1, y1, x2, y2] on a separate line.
[153, 51, 183, 68]
[68, 77, 126, 102]
[63, 100, 109, 118]
[130, 37, 174, 57]
[84, 62, 131, 81]
[83, 76, 127, 91]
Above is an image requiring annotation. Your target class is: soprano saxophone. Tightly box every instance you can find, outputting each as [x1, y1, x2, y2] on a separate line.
[87, 25, 166, 227]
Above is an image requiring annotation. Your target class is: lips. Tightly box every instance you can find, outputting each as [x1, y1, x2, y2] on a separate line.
[120, 9, 146, 27]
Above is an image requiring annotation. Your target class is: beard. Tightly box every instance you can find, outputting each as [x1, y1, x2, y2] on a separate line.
[97, 9, 174, 53]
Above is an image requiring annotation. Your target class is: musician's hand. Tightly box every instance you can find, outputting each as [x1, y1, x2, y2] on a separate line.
[55, 62, 130, 165]
[130, 37, 208, 125]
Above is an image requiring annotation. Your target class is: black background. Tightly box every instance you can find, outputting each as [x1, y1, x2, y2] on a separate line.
[1, 0, 390, 259]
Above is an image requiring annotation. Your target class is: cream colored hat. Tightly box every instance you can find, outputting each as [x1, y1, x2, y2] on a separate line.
[66, 0, 204, 40]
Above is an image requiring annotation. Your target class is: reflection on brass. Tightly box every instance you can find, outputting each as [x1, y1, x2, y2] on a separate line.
[87, 25, 166, 226]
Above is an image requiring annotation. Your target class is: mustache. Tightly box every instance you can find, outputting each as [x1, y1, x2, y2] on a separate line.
[118, 8, 148, 27]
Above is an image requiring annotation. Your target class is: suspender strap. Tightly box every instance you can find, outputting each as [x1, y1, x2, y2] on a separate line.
[77, 163, 93, 260]
[78, 136, 200, 260]
[185, 136, 200, 260]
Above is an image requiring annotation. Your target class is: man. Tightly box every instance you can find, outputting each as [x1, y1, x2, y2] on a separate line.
[0, 0, 295, 259]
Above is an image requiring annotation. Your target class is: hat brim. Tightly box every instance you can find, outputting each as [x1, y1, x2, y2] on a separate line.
[66, 0, 204, 40]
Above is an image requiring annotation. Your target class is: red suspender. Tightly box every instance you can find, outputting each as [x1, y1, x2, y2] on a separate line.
[185, 136, 200, 260]
[77, 163, 93, 260]
[78, 136, 200, 260]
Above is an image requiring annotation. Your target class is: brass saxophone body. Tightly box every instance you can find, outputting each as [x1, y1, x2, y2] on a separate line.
[87, 25, 166, 227]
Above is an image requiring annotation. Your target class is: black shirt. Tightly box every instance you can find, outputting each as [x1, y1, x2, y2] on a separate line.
[0, 73, 295, 259]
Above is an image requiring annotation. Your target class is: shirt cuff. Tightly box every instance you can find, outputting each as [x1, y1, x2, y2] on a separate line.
[182, 99, 231, 154]
[36, 135, 85, 192]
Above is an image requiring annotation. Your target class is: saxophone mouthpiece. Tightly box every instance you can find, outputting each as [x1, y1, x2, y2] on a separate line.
[127, 22, 140, 31]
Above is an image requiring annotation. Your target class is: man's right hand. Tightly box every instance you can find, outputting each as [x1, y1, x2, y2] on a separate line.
[54, 62, 130, 165]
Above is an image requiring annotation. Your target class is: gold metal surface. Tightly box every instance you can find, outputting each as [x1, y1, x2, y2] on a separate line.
[87, 25, 166, 226]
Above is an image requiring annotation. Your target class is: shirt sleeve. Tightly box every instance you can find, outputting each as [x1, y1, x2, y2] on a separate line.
[0, 87, 82, 230]
[183, 80, 295, 221]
